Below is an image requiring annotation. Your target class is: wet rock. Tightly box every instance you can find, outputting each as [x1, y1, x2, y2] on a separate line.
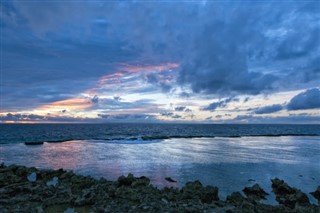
[60, 171, 75, 179]
[271, 178, 310, 208]
[132, 176, 150, 187]
[242, 184, 269, 201]
[310, 186, 320, 204]
[181, 180, 219, 203]
[226, 192, 247, 205]
[15, 166, 29, 177]
[74, 188, 95, 206]
[1, 164, 318, 213]
[117, 173, 135, 186]
[201, 186, 219, 203]
[25, 141, 44, 145]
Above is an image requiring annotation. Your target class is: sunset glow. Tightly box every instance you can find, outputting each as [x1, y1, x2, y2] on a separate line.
[1, 1, 319, 123]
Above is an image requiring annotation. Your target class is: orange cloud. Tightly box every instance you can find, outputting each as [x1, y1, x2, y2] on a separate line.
[121, 63, 179, 73]
[95, 62, 179, 89]
[38, 98, 92, 111]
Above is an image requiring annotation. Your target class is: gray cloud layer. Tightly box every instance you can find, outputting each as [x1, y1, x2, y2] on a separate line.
[202, 97, 238, 111]
[287, 88, 320, 110]
[254, 104, 283, 114]
[1, 1, 319, 124]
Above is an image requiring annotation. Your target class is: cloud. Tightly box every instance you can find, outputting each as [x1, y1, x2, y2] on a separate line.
[202, 97, 238, 111]
[96, 98, 158, 112]
[91, 95, 99, 104]
[1, 1, 319, 123]
[179, 92, 191, 98]
[98, 113, 157, 121]
[253, 104, 283, 114]
[176, 2, 319, 95]
[113, 96, 121, 101]
[287, 88, 320, 110]
[0, 112, 158, 123]
[243, 97, 250, 103]
[0, 113, 91, 123]
[160, 112, 182, 119]
[174, 106, 186, 111]
[219, 114, 320, 124]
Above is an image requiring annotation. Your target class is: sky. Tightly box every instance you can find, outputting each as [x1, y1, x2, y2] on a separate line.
[0, 0, 319, 124]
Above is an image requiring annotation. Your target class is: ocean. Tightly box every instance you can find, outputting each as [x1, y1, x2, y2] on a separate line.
[1, 123, 320, 204]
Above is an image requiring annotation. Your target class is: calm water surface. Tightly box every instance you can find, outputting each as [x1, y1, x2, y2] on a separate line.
[1, 135, 319, 204]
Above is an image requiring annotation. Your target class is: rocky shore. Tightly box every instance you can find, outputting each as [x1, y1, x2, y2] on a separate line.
[0, 164, 319, 213]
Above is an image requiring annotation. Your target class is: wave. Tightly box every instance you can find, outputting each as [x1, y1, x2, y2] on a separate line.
[23, 133, 320, 145]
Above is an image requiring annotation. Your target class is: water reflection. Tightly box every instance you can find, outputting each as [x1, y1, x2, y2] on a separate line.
[1, 136, 319, 204]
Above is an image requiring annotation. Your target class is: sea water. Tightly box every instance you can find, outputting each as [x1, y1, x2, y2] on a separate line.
[0, 124, 319, 204]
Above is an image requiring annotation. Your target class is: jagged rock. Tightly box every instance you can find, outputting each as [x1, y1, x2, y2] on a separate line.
[181, 180, 219, 203]
[60, 171, 75, 179]
[132, 176, 150, 187]
[117, 173, 135, 186]
[243, 183, 269, 201]
[271, 178, 310, 208]
[74, 188, 95, 206]
[201, 186, 219, 203]
[1, 164, 318, 213]
[226, 192, 247, 205]
[310, 186, 320, 204]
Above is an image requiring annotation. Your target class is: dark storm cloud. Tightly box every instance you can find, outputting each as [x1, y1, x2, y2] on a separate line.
[287, 88, 320, 110]
[253, 104, 283, 114]
[1, 1, 319, 113]
[202, 97, 238, 111]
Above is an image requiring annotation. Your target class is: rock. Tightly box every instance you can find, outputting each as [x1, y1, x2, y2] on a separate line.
[64, 208, 76, 213]
[132, 176, 150, 187]
[1, 164, 318, 212]
[271, 178, 295, 195]
[226, 192, 247, 205]
[271, 178, 310, 208]
[117, 173, 135, 186]
[27, 172, 37, 182]
[60, 171, 75, 179]
[181, 180, 219, 203]
[242, 184, 269, 201]
[201, 185, 219, 203]
[25, 141, 44, 145]
[74, 188, 95, 206]
[36, 206, 44, 213]
[310, 186, 320, 204]
[161, 198, 169, 204]
[165, 177, 177, 183]
[15, 166, 29, 177]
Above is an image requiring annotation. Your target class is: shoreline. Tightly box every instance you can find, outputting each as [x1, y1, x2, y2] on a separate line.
[1, 163, 319, 213]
